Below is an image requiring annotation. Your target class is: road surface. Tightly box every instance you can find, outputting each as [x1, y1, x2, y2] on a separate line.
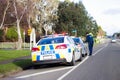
[2, 40, 120, 80]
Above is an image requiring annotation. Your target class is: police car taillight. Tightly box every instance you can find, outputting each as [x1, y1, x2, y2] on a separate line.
[32, 47, 39, 52]
[55, 44, 67, 49]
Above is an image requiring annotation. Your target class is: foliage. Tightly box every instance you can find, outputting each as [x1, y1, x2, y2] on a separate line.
[55, 1, 99, 37]
[5, 27, 24, 42]
[31, 0, 59, 35]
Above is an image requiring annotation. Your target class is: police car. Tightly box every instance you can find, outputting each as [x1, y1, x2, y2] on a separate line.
[72, 37, 88, 57]
[31, 34, 82, 66]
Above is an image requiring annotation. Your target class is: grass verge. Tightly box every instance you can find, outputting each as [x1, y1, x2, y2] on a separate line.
[0, 50, 31, 61]
[0, 59, 33, 78]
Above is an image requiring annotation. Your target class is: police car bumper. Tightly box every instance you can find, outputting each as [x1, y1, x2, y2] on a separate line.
[32, 58, 66, 65]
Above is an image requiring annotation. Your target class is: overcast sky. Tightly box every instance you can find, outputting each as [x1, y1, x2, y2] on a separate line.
[60, 0, 120, 35]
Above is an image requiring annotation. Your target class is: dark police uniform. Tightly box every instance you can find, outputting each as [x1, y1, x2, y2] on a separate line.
[86, 34, 94, 56]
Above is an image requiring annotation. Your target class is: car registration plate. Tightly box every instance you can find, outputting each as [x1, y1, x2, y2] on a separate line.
[43, 55, 52, 60]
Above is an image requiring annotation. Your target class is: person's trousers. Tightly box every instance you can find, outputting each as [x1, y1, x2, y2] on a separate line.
[88, 43, 93, 55]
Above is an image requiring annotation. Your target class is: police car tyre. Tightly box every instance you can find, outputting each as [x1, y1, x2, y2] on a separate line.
[85, 52, 88, 56]
[68, 53, 75, 66]
[81, 49, 85, 57]
[78, 49, 82, 61]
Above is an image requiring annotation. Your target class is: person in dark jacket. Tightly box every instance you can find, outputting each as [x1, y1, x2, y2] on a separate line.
[85, 32, 94, 56]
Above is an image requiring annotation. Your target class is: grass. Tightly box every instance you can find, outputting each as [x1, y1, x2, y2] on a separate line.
[0, 50, 33, 78]
[0, 59, 33, 77]
[0, 50, 31, 61]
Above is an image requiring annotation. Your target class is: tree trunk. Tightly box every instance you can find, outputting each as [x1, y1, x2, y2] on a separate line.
[45, 30, 47, 36]
[17, 20, 22, 50]
[27, 15, 31, 28]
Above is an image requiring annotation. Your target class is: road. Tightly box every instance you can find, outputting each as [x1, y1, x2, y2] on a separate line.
[2, 40, 120, 80]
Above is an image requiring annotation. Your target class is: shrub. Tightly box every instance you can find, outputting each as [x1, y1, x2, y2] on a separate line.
[6, 27, 18, 41]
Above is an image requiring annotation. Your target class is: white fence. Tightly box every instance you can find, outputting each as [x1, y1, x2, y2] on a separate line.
[0, 42, 30, 49]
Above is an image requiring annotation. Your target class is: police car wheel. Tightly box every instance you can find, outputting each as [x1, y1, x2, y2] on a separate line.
[68, 53, 75, 66]
[81, 49, 85, 57]
[85, 52, 88, 56]
[78, 52, 82, 61]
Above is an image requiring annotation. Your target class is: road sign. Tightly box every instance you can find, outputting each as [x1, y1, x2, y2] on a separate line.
[27, 28, 32, 36]
[72, 30, 77, 32]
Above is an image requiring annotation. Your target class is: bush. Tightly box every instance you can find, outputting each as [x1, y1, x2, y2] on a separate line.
[5, 27, 24, 42]
[6, 27, 18, 41]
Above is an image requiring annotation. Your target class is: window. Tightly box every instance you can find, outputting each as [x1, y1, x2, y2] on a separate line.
[37, 37, 64, 45]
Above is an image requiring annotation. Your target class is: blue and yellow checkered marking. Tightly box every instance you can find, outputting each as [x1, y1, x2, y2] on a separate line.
[39, 45, 55, 51]
[32, 45, 67, 61]
[55, 54, 60, 59]
[49, 45, 54, 50]
[37, 55, 40, 61]
[41, 46, 45, 51]
[68, 49, 71, 53]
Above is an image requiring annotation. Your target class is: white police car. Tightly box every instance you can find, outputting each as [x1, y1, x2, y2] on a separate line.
[31, 34, 82, 66]
[72, 37, 88, 57]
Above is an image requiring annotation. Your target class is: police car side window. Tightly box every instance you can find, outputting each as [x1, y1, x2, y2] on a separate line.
[67, 37, 74, 44]
[70, 37, 75, 44]
[66, 37, 71, 43]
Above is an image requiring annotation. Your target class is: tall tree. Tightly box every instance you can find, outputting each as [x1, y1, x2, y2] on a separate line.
[33, 0, 58, 35]
[0, 0, 10, 29]
[56, 1, 98, 37]
[13, 0, 27, 50]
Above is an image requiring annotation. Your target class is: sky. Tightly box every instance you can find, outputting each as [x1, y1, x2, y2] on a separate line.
[60, 0, 120, 35]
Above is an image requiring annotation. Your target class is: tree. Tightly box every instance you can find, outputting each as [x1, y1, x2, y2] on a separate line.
[33, 0, 58, 35]
[0, 0, 10, 29]
[56, 1, 99, 37]
[12, 0, 27, 50]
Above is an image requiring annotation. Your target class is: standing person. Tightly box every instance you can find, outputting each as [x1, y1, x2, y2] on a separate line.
[85, 32, 94, 56]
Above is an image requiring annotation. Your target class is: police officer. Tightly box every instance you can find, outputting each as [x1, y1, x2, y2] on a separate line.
[85, 32, 94, 56]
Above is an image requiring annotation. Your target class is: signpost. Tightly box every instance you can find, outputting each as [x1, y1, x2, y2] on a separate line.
[23, 30, 25, 49]
[72, 30, 77, 36]
[29, 28, 36, 50]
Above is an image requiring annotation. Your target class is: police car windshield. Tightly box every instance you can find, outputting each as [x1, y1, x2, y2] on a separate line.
[38, 37, 64, 45]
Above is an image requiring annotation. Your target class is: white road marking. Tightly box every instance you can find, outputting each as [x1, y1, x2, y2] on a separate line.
[57, 56, 89, 80]
[15, 67, 72, 79]
[57, 43, 108, 80]
[15, 43, 108, 80]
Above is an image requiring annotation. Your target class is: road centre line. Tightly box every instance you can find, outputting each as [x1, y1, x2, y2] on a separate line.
[15, 67, 72, 79]
[16, 43, 108, 80]
[57, 43, 108, 80]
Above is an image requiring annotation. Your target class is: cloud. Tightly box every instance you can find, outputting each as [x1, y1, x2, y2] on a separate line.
[104, 8, 120, 15]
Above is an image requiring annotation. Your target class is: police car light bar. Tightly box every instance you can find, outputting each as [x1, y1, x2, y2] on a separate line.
[55, 44, 67, 49]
